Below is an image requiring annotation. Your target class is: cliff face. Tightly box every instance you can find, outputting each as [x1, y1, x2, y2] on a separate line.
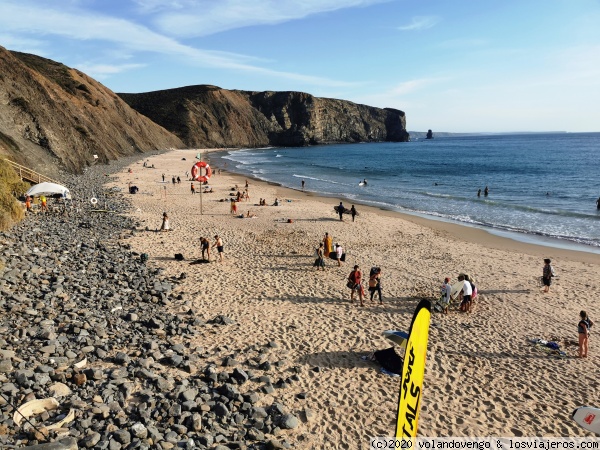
[0, 47, 183, 174]
[119, 86, 409, 148]
[0, 46, 409, 176]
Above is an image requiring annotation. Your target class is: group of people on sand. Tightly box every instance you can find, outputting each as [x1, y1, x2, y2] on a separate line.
[313, 233, 382, 307]
[198, 236, 224, 262]
[314, 232, 344, 269]
[337, 201, 358, 222]
[438, 273, 477, 315]
[540, 258, 592, 358]
[347, 265, 382, 307]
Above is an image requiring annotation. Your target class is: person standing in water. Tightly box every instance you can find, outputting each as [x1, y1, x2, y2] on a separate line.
[596, 196, 600, 210]
[301, 180, 305, 190]
[477, 189, 481, 198]
[484, 186, 489, 197]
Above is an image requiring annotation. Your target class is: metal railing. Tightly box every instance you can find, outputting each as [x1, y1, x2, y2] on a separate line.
[1, 158, 60, 185]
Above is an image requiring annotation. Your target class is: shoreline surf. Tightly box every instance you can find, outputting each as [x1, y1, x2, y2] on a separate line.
[210, 142, 600, 257]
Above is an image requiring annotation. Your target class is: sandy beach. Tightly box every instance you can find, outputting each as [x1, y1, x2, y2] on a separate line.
[111, 149, 600, 448]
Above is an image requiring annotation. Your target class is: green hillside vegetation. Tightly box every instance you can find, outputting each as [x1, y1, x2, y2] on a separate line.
[0, 159, 28, 230]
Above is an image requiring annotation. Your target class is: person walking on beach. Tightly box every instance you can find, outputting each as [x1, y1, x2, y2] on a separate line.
[368, 267, 383, 304]
[200, 237, 210, 261]
[323, 232, 333, 257]
[172, 176, 176, 185]
[338, 202, 345, 221]
[335, 243, 344, 267]
[578, 311, 594, 358]
[191, 183, 195, 194]
[350, 205, 357, 222]
[162, 173, 165, 182]
[541, 258, 555, 293]
[177, 176, 181, 184]
[160, 212, 170, 231]
[25, 196, 32, 213]
[314, 242, 325, 271]
[213, 235, 224, 262]
[230, 199, 237, 215]
[348, 265, 365, 306]
[458, 274, 473, 313]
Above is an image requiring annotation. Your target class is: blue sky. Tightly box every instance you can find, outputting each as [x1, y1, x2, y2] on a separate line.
[1, 0, 599, 132]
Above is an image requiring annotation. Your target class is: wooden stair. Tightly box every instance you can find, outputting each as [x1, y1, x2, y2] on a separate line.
[1, 158, 60, 185]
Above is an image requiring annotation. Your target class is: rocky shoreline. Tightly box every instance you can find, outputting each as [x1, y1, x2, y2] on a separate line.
[0, 157, 305, 449]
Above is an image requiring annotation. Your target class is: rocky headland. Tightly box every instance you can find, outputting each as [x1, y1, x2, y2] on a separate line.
[119, 86, 409, 148]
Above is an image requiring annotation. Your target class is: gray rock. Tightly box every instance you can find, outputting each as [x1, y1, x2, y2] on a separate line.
[131, 422, 148, 439]
[81, 432, 102, 448]
[213, 402, 229, 417]
[112, 429, 131, 445]
[279, 414, 299, 430]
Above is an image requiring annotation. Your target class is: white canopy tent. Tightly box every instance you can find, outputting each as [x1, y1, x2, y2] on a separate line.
[26, 182, 71, 199]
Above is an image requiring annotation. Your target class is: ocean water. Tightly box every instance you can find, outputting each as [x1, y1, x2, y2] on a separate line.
[213, 133, 600, 252]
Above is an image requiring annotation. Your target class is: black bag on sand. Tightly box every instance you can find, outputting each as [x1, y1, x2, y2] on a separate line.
[174, 253, 185, 261]
[373, 347, 404, 375]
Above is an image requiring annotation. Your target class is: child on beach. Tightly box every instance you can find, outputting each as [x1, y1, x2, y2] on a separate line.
[160, 212, 170, 231]
[542, 258, 555, 293]
[440, 277, 452, 314]
[578, 311, 594, 358]
[40, 195, 48, 213]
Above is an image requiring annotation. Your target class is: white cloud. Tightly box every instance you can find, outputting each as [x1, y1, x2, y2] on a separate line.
[397, 16, 441, 31]
[76, 63, 146, 79]
[151, 0, 389, 37]
[0, 33, 46, 54]
[0, 0, 359, 87]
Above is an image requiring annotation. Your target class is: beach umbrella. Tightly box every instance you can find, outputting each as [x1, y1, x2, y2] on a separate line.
[26, 182, 71, 199]
[382, 330, 409, 350]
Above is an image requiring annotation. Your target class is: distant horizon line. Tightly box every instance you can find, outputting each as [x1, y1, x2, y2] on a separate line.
[408, 130, 600, 136]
